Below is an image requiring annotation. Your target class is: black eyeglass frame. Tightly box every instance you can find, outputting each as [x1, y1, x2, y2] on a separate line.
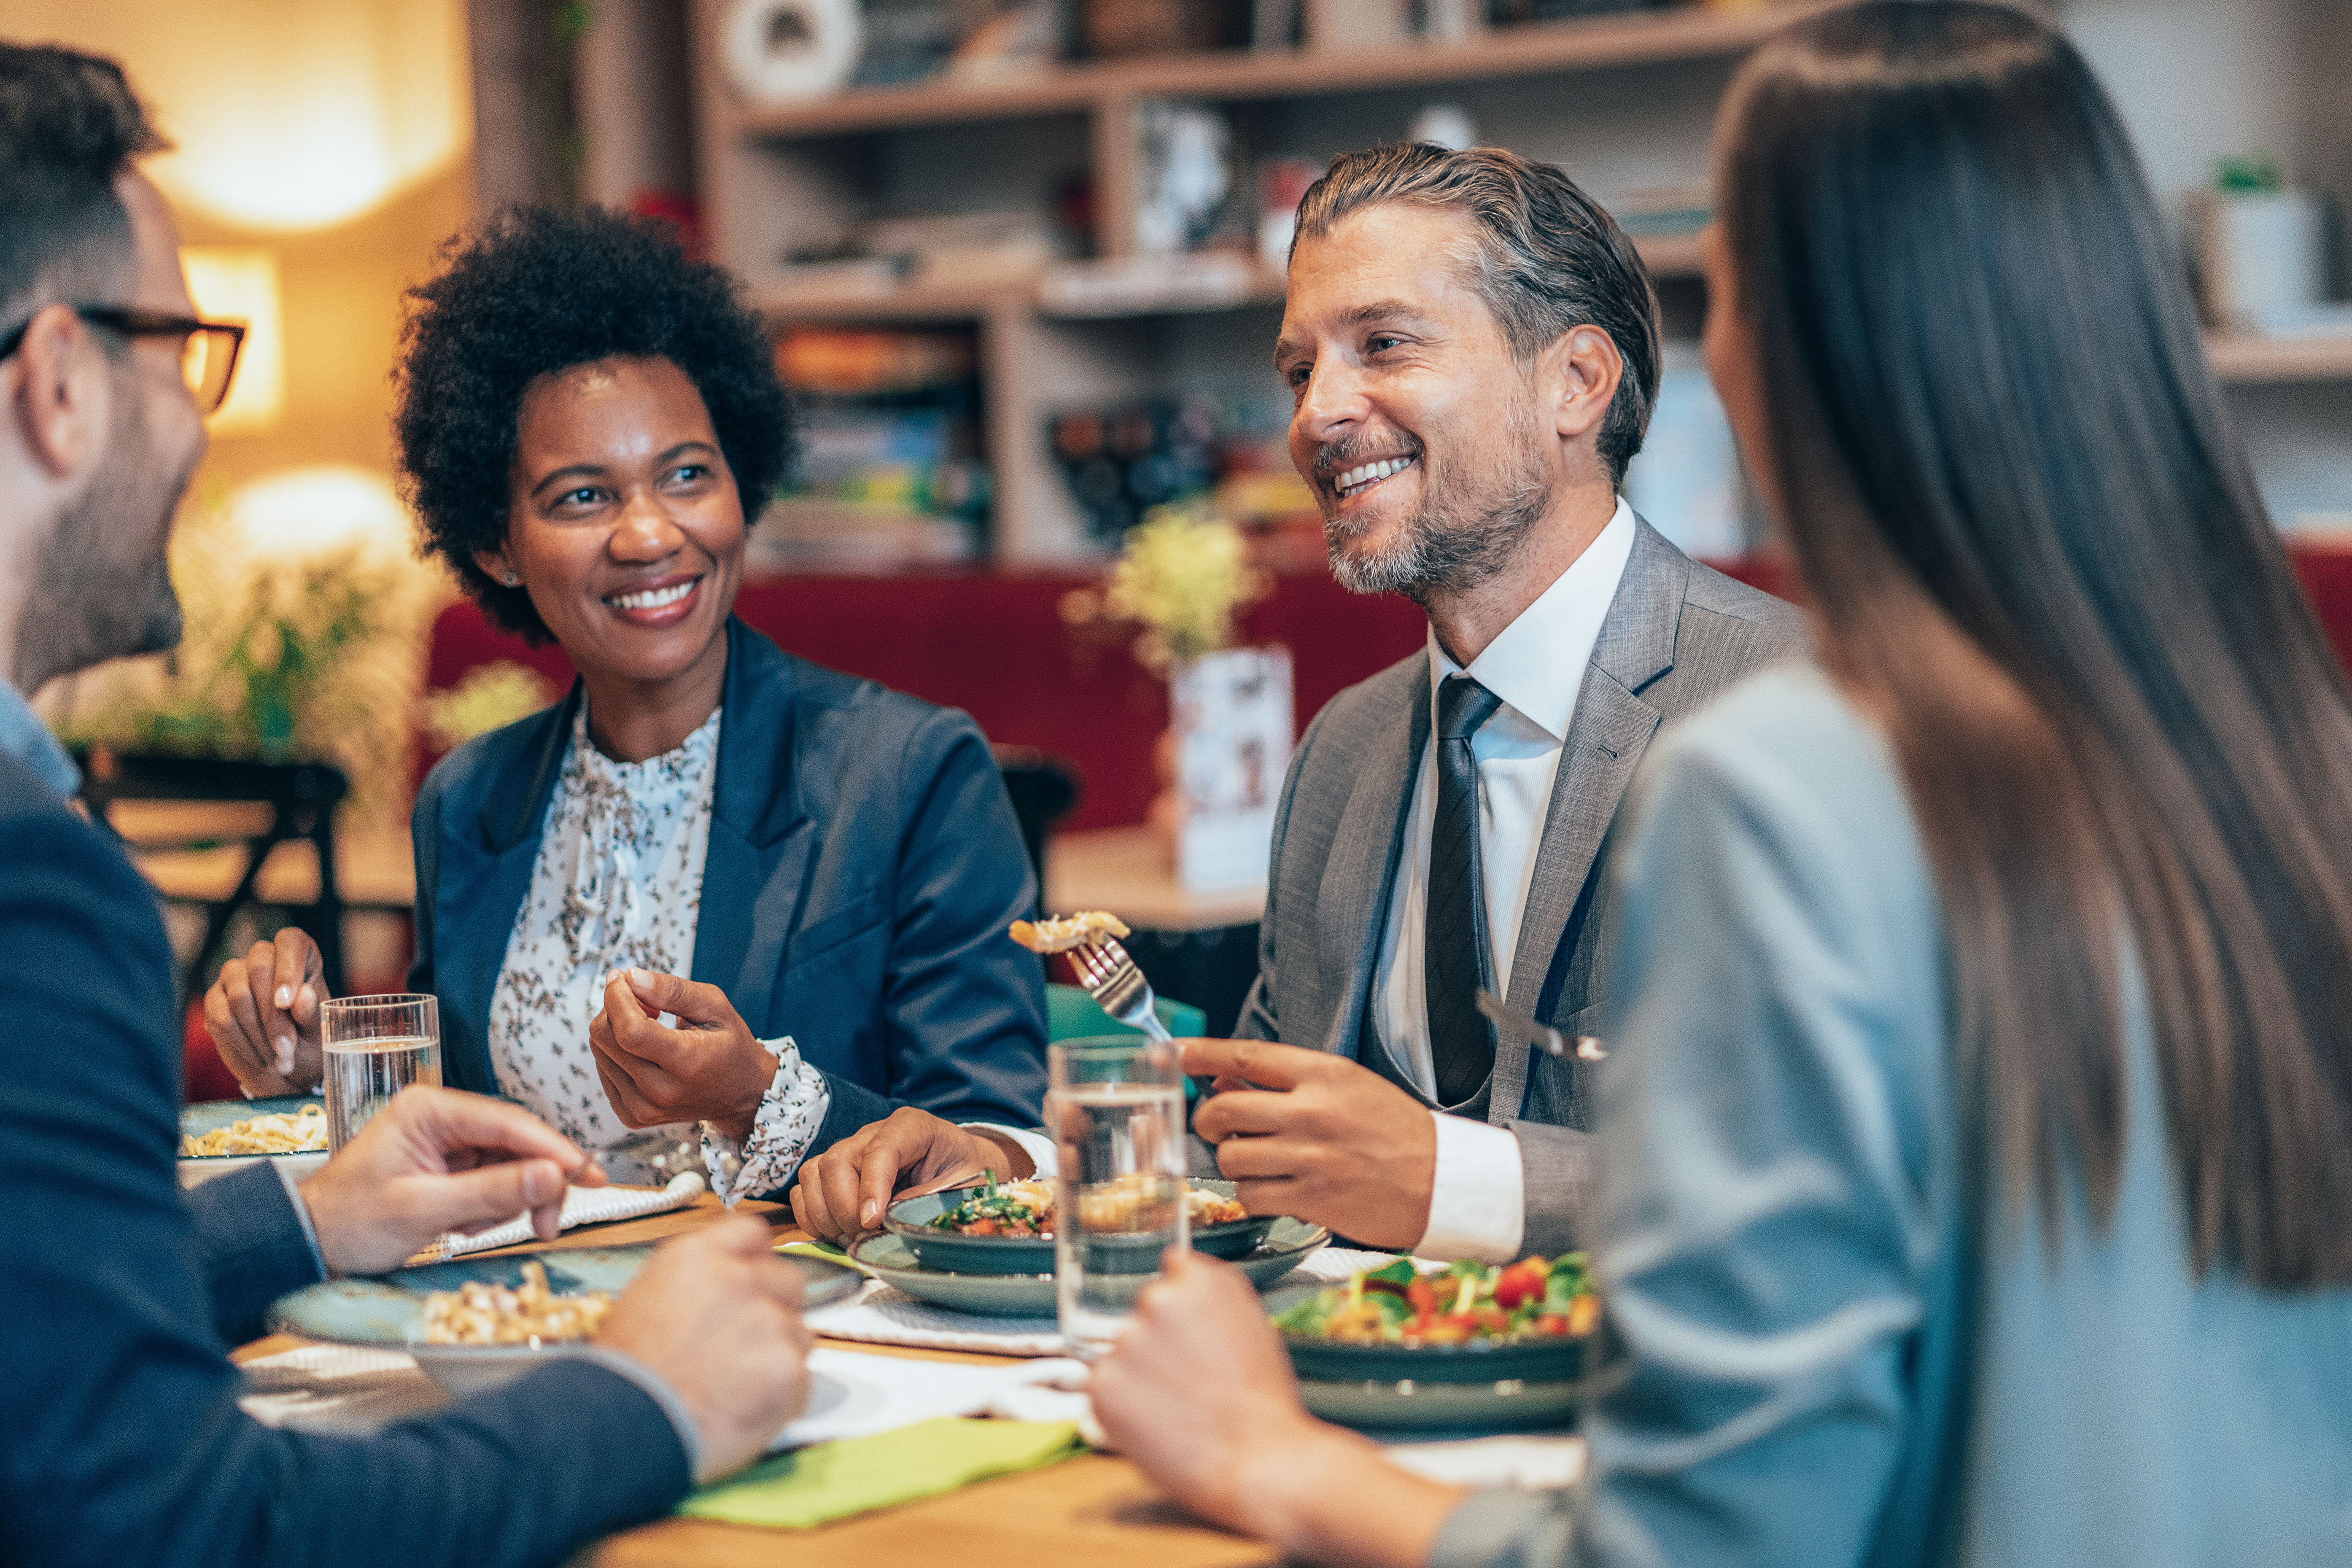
[0, 303, 248, 414]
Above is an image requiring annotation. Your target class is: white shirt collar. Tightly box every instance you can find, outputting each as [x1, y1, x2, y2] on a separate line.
[1427, 497, 1638, 743]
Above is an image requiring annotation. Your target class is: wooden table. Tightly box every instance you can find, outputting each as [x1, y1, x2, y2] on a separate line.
[235, 1196, 1280, 1568]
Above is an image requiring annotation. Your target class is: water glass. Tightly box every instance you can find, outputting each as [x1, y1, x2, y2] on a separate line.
[321, 994, 442, 1150]
[1050, 1036, 1189, 1359]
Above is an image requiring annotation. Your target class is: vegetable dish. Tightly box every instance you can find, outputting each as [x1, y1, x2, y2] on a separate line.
[1273, 1253, 1599, 1347]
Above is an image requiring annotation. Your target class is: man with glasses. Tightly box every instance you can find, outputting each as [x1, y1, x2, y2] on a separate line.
[0, 42, 816, 1566]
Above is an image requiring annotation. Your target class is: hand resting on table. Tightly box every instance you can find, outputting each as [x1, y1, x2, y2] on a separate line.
[788, 1105, 1035, 1245]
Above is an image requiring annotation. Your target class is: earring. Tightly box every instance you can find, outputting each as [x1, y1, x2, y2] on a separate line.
[503, 574, 520, 586]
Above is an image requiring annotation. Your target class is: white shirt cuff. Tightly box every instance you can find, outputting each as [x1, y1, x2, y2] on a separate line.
[703, 1035, 830, 1205]
[965, 1122, 1055, 1178]
[1414, 1111, 1527, 1263]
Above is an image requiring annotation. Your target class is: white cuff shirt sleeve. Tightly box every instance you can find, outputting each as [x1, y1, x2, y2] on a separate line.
[275, 1160, 329, 1278]
[1414, 1111, 1527, 1263]
[703, 1035, 830, 1204]
[964, 1122, 1056, 1178]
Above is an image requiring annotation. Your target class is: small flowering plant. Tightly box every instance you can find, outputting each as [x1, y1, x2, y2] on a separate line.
[1061, 501, 1272, 672]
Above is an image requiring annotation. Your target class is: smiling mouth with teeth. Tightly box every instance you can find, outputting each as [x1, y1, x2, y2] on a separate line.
[607, 579, 697, 611]
[1331, 455, 1417, 498]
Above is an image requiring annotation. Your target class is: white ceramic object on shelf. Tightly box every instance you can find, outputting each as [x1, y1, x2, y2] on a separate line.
[2198, 188, 2322, 330]
[719, 0, 862, 105]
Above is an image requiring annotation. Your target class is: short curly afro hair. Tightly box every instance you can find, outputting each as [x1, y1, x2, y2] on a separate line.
[394, 204, 794, 641]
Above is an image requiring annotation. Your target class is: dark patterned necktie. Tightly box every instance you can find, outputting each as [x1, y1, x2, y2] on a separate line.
[1427, 674, 1503, 1106]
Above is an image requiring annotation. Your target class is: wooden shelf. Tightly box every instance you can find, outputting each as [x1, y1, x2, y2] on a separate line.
[755, 232, 1701, 325]
[2204, 332, 2352, 384]
[730, 4, 1835, 140]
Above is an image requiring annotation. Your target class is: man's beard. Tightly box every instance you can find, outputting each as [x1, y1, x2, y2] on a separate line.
[22, 378, 189, 687]
[1318, 394, 1553, 604]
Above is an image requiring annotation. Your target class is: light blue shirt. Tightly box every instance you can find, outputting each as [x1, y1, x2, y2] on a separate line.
[0, 680, 79, 801]
[1434, 661, 2352, 1568]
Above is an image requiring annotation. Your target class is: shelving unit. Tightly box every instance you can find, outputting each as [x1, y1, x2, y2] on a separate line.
[2205, 332, 2352, 384]
[688, 1, 1832, 563]
[685, 0, 2352, 562]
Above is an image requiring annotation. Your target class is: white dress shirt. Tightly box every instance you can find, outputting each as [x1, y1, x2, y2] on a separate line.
[1372, 498, 1636, 1261]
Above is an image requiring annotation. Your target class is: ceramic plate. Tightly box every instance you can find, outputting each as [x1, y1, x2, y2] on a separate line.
[850, 1215, 1331, 1318]
[885, 1177, 1275, 1276]
[1295, 1374, 1583, 1433]
[1261, 1280, 1591, 1433]
[267, 1244, 862, 1398]
[179, 1096, 331, 1189]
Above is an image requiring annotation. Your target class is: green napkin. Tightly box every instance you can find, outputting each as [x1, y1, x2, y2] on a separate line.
[775, 1239, 853, 1265]
[680, 1418, 1082, 1529]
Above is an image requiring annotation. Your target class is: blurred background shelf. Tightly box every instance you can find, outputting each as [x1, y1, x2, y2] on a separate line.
[2205, 332, 2352, 383]
[730, 3, 1837, 139]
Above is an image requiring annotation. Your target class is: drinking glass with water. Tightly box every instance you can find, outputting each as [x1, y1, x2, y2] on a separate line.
[1050, 1036, 1189, 1359]
[321, 994, 442, 1150]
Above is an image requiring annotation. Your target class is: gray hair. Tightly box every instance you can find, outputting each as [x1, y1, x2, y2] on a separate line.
[1293, 143, 1660, 486]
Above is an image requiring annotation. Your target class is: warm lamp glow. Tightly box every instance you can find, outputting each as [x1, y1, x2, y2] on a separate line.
[8, 0, 472, 233]
[180, 246, 283, 434]
[228, 466, 415, 562]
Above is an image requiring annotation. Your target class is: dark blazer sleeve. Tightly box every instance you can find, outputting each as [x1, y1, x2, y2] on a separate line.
[862, 706, 1048, 1128]
[405, 762, 445, 998]
[0, 781, 691, 1568]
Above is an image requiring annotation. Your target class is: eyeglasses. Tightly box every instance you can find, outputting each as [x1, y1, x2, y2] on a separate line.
[0, 304, 248, 415]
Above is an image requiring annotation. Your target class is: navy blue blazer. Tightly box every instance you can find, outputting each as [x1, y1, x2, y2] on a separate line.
[409, 619, 1048, 1169]
[0, 748, 689, 1565]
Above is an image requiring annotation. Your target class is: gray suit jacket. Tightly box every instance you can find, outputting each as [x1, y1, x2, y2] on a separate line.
[1233, 518, 1807, 1253]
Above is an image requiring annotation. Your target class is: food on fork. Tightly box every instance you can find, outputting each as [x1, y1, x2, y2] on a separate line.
[419, 1260, 614, 1346]
[1008, 910, 1132, 954]
[1274, 1253, 1600, 1347]
[181, 1102, 329, 1156]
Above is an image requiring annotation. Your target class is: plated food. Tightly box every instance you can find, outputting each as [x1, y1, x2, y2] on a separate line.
[1269, 1253, 1600, 1432]
[420, 1260, 613, 1346]
[267, 1245, 862, 1397]
[927, 1170, 1249, 1240]
[850, 1217, 1331, 1318]
[1008, 910, 1131, 954]
[1275, 1253, 1598, 1349]
[181, 1102, 329, 1156]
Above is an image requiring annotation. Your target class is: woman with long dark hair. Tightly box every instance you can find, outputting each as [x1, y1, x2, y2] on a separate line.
[1085, 5, 2352, 1564]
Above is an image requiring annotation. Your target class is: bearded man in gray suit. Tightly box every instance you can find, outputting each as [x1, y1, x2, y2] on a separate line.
[1169, 143, 1804, 1264]
[790, 143, 1802, 1259]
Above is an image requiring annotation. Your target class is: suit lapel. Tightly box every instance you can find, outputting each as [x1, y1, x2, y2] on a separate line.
[437, 687, 579, 1092]
[1489, 519, 1684, 1123]
[1311, 652, 1430, 1059]
[689, 621, 816, 1032]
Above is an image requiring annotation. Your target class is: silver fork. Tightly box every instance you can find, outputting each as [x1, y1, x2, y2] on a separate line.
[1067, 937, 1175, 1044]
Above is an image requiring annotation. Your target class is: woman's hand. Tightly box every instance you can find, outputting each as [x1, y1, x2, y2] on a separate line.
[588, 968, 779, 1140]
[788, 1106, 1034, 1244]
[1091, 1249, 1465, 1567]
[202, 928, 328, 1096]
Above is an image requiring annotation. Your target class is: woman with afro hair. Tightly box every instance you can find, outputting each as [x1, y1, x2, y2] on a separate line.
[203, 205, 1049, 1201]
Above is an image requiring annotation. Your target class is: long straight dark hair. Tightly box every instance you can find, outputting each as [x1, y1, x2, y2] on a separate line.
[1719, 2, 2352, 1285]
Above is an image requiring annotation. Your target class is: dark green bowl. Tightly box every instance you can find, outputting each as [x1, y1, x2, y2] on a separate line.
[885, 1177, 1277, 1276]
[1262, 1281, 1587, 1387]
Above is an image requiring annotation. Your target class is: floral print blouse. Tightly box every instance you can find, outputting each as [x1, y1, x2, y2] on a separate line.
[485, 702, 827, 1201]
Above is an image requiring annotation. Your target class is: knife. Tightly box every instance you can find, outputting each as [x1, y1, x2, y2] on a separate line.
[1476, 989, 1607, 1061]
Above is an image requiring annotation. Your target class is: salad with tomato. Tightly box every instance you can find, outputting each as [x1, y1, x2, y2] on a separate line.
[1272, 1253, 1599, 1347]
